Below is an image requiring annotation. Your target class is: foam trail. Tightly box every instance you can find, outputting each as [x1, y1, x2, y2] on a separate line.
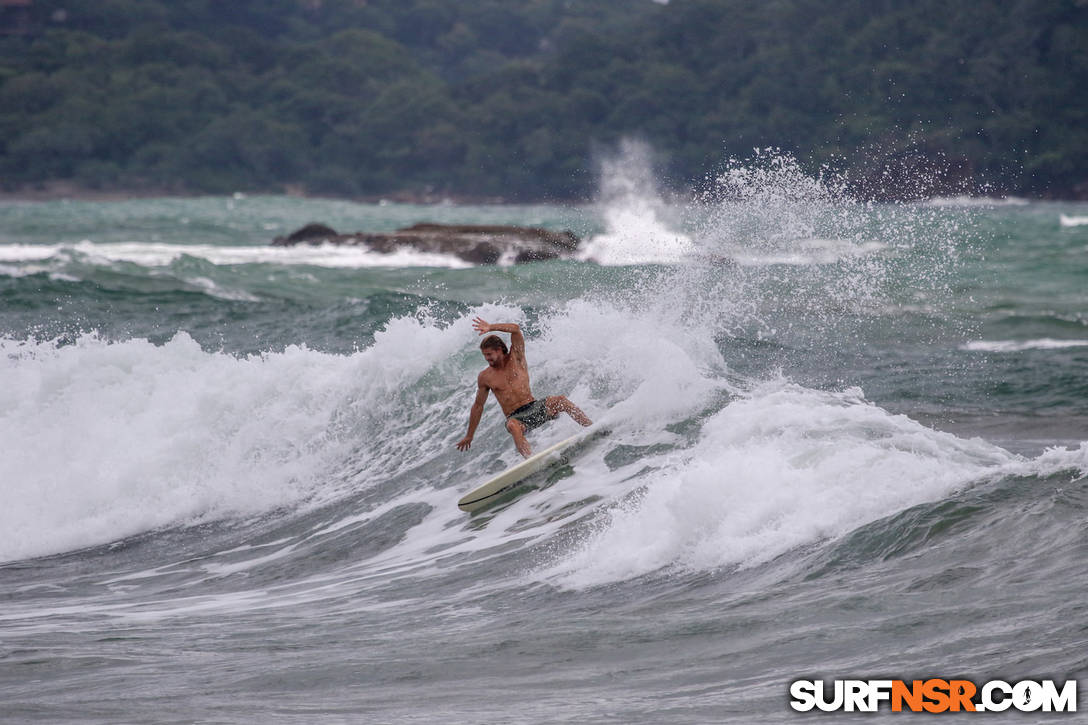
[924, 196, 1029, 208]
[0, 241, 472, 269]
[962, 339, 1088, 352]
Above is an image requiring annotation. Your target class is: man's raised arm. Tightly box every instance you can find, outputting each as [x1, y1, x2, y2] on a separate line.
[472, 317, 524, 357]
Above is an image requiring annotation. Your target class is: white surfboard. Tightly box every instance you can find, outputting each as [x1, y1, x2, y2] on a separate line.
[457, 427, 605, 513]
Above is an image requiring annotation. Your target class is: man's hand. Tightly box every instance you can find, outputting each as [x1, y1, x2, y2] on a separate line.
[456, 435, 473, 451]
[472, 317, 491, 335]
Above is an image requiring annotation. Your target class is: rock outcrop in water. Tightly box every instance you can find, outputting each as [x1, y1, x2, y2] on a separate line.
[272, 222, 580, 264]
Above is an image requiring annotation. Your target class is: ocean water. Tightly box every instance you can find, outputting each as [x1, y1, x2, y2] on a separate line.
[2, 155, 1087, 723]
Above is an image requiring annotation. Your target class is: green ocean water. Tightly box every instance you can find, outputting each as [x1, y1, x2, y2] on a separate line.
[1, 182, 1087, 722]
[2, 193, 1085, 441]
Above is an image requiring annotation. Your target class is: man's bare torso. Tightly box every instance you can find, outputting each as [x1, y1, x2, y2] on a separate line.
[480, 350, 534, 416]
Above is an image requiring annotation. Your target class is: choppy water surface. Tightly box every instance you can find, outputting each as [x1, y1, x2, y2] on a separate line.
[2, 155, 1086, 723]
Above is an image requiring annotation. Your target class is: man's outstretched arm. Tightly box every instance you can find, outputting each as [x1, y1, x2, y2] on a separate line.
[456, 378, 490, 451]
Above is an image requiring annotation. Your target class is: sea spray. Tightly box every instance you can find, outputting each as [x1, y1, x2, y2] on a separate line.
[528, 146, 1003, 588]
[578, 139, 694, 265]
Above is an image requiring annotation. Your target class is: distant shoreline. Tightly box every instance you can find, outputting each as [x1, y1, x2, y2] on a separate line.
[0, 182, 534, 206]
[0, 181, 1083, 205]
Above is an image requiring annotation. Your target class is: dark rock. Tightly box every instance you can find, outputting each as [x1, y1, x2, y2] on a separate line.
[272, 222, 581, 265]
[397, 223, 579, 251]
[279, 223, 340, 244]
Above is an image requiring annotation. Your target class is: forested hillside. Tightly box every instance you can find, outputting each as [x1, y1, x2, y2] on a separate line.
[1, 0, 1084, 200]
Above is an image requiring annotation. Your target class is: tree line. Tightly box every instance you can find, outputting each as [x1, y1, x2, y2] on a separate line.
[0, 0, 1084, 200]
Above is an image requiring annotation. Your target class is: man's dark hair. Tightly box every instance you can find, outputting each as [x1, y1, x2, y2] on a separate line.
[480, 335, 508, 354]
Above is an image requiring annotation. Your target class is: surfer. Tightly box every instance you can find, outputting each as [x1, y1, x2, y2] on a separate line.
[456, 317, 591, 458]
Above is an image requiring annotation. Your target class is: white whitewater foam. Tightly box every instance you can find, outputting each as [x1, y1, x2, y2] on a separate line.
[544, 381, 1017, 588]
[247, 298, 736, 590]
[924, 196, 1030, 208]
[1018, 441, 1088, 480]
[961, 339, 1088, 353]
[579, 199, 695, 265]
[0, 245, 58, 262]
[530, 296, 729, 424]
[0, 263, 39, 278]
[578, 139, 695, 265]
[185, 276, 262, 302]
[0, 241, 472, 269]
[0, 315, 485, 563]
[0, 333, 351, 562]
[1059, 214, 1088, 227]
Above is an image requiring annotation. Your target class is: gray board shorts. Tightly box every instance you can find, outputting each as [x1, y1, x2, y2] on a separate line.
[506, 399, 557, 432]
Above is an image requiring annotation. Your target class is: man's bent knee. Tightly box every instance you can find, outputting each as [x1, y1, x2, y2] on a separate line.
[545, 395, 567, 413]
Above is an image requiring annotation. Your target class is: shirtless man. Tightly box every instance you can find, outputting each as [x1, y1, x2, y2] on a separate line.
[456, 317, 591, 458]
